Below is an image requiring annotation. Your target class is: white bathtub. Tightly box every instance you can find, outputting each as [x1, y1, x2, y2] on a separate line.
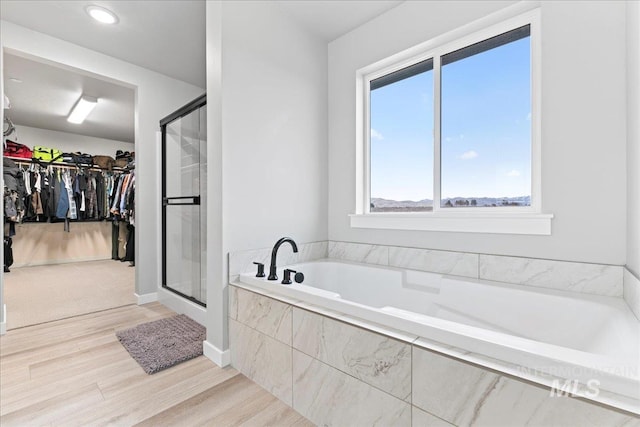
[238, 259, 640, 412]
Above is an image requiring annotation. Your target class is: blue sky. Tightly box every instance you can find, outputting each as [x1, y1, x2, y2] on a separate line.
[370, 37, 531, 202]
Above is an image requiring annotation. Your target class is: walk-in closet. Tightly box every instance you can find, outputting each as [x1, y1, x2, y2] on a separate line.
[2, 53, 137, 329]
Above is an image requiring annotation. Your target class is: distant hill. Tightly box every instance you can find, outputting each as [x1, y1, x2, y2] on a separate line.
[441, 196, 531, 207]
[371, 196, 530, 210]
[370, 198, 433, 208]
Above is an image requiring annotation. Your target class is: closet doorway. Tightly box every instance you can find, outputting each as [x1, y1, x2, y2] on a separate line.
[2, 53, 137, 330]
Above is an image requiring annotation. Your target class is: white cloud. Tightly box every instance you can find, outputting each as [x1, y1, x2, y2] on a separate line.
[507, 169, 521, 177]
[460, 150, 478, 160]
[371, 128, 384, 140]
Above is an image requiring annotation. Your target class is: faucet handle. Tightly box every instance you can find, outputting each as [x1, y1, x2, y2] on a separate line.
[282, 269, 296, 285]
[253, 262, 265, 278]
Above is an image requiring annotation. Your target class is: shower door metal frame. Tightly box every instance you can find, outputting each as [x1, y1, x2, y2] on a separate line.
[160, 93, 207, 307]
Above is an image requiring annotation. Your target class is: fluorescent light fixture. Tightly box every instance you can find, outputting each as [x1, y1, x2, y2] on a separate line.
[67, 95, 98, 124]
[86, 5, 118, 24]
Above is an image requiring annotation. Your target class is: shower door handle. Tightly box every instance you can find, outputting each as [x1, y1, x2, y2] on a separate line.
[162, 196, 201, 206]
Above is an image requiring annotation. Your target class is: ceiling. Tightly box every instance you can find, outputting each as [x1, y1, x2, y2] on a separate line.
[275, 1, 403, 42]
[1, 0, 403, 142]
[4, 53, 135, 143]
[0, 0, 207, 88]
[1, 0, 404, 87]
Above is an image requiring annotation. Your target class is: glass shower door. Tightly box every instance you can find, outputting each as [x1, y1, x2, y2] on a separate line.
[161, 95, 206, 306]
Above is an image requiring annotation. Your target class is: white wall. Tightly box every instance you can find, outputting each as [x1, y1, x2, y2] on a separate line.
[0, 21, 204, 329]
[628, 0, 640, 276]
[328, 0, 628, 265]
[204, 0, 328, 357]
[13, 125, 134, 156]
[221, 1, 328, 253]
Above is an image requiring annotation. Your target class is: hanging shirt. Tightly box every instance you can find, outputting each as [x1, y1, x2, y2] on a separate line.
[119, 173, 131, 214]
[63, 171, 77, 220]
[24, 170, 31, 195]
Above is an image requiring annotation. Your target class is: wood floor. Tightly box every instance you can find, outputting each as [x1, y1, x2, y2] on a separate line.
[0, 302, 312, 426]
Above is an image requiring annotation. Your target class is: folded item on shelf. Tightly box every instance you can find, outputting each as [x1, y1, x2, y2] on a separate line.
[93, 155, 115, 170]
[33, 146, 62, 162]
[4, 140, 33, 159]
[72, 152, 94, 165]
[114, 157, 129, 168]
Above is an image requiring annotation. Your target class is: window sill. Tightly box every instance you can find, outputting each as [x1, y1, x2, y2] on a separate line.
[349, 212, 553, 235]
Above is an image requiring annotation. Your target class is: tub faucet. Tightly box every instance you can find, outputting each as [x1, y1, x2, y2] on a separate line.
[268, 237, 298, 281]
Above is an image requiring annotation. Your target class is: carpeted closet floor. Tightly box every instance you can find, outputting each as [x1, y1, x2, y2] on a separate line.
[4, 259, 135, 330]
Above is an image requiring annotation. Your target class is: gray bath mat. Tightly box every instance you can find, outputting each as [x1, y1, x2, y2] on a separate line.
[116, 314, 205, 374]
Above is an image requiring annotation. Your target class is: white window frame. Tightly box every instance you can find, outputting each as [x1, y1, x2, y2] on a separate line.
[351, 8, 552, 235]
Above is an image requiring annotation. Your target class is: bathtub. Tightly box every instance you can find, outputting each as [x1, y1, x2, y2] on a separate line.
[238, 259, 640, 412]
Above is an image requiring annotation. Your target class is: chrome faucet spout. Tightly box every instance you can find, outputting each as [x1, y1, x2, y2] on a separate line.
[268, 237, 298, 281]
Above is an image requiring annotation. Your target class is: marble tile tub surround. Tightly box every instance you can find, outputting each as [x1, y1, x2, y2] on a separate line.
[229, 286, 292, 345]
[228, 240, 327, 281]
[229, 318, 292, 405]
[229, 285, 414, 426]
[624, 268, 640, 320]
[327, 241, 624, 297]
[292, 350, 411, 426]
[412, 345, 640, 426]
[292, 307, 412, 401]
[479, 254, 623, 297]
[229, 285, 639, 425]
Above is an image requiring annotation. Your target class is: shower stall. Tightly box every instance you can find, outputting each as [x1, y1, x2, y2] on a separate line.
[160, 95, 207, 306]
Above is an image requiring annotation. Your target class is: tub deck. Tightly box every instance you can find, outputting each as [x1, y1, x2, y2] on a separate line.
[238, 258, 640, 413]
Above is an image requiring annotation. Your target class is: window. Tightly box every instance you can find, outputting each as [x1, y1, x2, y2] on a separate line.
[353, 10, 551, 234]
[370, 59, 434, 212]
[440, 25, 531, 209]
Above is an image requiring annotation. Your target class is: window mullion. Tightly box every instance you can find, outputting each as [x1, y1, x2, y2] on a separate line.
[363, 78, 371, 214]
[433, 54, 442, 213]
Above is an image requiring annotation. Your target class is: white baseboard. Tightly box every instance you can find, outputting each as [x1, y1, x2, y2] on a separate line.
[0, 304, 7, 335]
[158, 287, 206, 326]
[203, 340, 230, 367]
[135, 292, 158, 305]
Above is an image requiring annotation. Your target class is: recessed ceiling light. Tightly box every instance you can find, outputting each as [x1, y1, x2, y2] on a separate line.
[86, 5, 118, 24]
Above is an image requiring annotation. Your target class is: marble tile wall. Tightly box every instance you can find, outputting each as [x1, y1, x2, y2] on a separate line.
[412, 345, 639, 426]
[479, 255, 623, 297]
[229, 285, 638, 426]
[624, 268, 640, 320]
[388, 246, 478, 278]
[230, 286, 292, 345]
[292, 308, 412, 401]
[228, 318, 292, 405]
[229, 240, 624, 297]
[327, 241, 389, 265]
[292, 350, 412, 426]
[327, 241, 477, 278]
[228, 241, 327, 282]
[412, 406, 454, 427]
[326, 241, 624, 296]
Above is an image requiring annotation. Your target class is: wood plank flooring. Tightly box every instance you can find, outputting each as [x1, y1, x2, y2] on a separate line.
[0, 302, 312, 426]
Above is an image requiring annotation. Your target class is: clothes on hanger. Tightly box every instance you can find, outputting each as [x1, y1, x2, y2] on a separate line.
[12, 163, 128, 224]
